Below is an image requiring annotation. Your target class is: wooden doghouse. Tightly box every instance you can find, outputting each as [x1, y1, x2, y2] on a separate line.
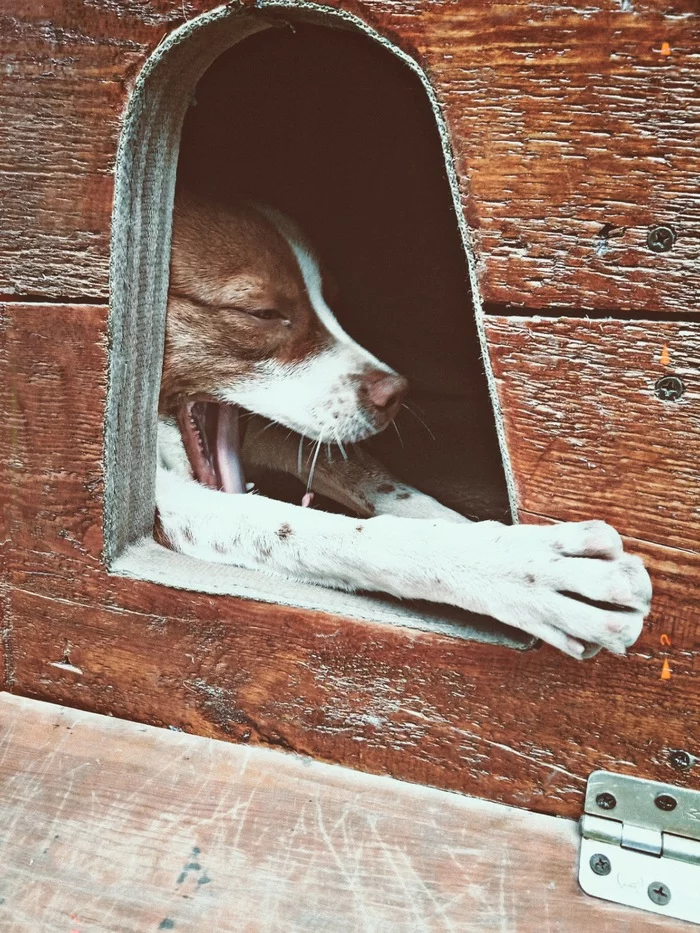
[1, 0, 698, 836]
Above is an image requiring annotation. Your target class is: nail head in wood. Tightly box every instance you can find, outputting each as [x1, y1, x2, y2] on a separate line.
[669, 750, 693, 771]
[647, 225, 676, 252]
[655, 375, 685, 402]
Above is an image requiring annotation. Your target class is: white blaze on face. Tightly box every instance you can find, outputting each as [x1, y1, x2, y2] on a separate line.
[217, 207, 396, 444]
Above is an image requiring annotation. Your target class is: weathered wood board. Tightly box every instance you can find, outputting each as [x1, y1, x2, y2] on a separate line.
[0, 0, 698, 313]
[0, 693, 691, 932]
[2, 302, 699, 819]
[485, 316, 700, 552]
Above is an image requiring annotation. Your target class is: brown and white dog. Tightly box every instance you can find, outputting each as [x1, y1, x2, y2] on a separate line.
[156, 194, 652, 658]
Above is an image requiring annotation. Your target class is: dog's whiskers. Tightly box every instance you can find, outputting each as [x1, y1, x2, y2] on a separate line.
[333, 430, 348, 461]
[306, 436, 324, 494]
[257, 418, 283, 435]
[392, 420, 405, 448]
[401, 403, 435, 440]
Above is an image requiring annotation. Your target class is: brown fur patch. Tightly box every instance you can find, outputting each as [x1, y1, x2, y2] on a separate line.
[160, 194, 333, 411]
[277, 523, 293, 540]
[376, 482, 395, 494]
[396, 491, 411, 500]
[153, 511, 172, 549]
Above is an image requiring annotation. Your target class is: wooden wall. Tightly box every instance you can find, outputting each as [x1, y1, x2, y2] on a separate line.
[1, 0, 698, 820]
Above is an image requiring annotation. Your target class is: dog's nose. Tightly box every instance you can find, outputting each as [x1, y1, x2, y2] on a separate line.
[363, 371, 409, 416]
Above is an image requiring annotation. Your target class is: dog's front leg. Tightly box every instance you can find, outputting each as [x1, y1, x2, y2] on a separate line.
[241, 416, 469, 523]
[157, 466, 651, 658]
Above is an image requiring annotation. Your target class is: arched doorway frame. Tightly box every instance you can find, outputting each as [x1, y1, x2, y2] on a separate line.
[104, 1, 519, 646]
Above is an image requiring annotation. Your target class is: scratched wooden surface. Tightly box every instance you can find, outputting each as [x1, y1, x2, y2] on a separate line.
[1, 0, 698, 313]
[0, 693, 691, 933]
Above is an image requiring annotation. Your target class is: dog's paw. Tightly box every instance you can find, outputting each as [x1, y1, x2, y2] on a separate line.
[470, 520, 652, 658]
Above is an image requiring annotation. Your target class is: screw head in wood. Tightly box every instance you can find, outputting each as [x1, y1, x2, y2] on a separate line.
[647, 225, 676, 252]
[590, 853, 612, 876]
[669, 750, 693, 770]
[596, 792, 617, 810]
[654, 793, 677, 812]
[655, 375, 685, 401]
[648, 882, 671, 906]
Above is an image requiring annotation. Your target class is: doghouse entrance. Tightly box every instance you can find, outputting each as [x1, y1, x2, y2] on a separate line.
[106, 5, 524, 648]
[176, 21, 510, 521]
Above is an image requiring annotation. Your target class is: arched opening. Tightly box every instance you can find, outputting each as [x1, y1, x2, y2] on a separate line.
[177, 22, 509, 520]
[105, 5, 523, 647]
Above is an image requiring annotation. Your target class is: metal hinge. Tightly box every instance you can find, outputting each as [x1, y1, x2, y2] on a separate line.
[579, 770, 700, 925]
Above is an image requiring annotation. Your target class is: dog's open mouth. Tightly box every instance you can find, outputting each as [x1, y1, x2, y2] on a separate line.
[177, 400, 246, 494]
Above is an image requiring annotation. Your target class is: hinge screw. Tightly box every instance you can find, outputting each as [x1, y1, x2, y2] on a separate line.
[655, 375, 685, 402]
[669, 749, 693, 770]
[595, 792, 617, 810]
[647, 225, 676, 252]
[654, 793, 677, 812]
[648, 882, 671, 906]
[590, 853, 612, 876]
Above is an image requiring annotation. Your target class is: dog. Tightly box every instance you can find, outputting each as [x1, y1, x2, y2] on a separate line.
[156, 193, 652, 658]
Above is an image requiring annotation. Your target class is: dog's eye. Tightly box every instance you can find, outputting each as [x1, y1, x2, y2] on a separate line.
[245, 308, 285, 322]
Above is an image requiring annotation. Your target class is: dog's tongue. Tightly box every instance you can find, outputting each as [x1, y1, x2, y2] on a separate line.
[215, 403, 246, 494]
[177, 401, 246, 494]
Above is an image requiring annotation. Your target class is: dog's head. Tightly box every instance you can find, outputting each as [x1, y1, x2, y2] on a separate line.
[160, 194, 407, 490]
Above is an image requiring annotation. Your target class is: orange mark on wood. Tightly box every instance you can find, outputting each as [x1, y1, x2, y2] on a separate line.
[660, 344, 671, 366]
[660, 41, 671, 56]
[661, 659, 672, 680]
[660, 633, 671, 646]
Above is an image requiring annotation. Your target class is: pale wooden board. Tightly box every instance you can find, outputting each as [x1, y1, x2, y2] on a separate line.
[0, 693, 690, 932]
[1, 0, 698, 313]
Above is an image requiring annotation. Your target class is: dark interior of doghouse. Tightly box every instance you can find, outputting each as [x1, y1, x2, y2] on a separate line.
[176, 20, 510, 522]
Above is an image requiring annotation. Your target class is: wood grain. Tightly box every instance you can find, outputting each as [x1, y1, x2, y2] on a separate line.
[8, 537, 700, 813]
[2, 301, 699, 818]
[1, 694, 689, 933]
[1, 0, 698, 313]
[7, 536, 700, 822]
[485, 315, 700, 552]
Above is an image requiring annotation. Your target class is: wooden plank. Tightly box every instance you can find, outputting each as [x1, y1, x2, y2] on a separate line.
[1, 0, 698, 312]
[0, 693, 690, 933]
[0, 586, 7, 692]
[484, 315, 700, 552]
[2, 302, 699, 818]
[430, 4, 700, 314]
[0, 302, 108, 571]
[6, 537, 700, 822]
